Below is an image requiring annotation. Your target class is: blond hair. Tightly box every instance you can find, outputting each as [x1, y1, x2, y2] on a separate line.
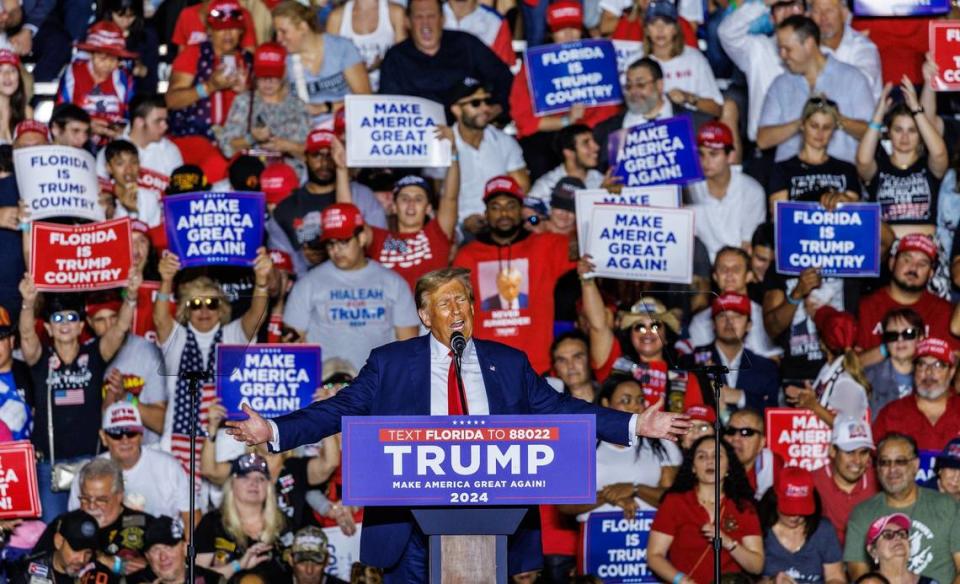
[220, 475, 286, 548]
[175, 276, 231, 325]
[271, 0, 321, 33]
[414, 267, 474, 310]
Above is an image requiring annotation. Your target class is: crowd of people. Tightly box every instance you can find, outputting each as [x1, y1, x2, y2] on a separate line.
[0, 0, 957, 582]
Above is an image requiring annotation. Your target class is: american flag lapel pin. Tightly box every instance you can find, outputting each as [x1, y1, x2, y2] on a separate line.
[489, 365, 495, 371]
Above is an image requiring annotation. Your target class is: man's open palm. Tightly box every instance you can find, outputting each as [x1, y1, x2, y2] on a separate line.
[225, 404, 272, 446]
[636, 397, 692, 441]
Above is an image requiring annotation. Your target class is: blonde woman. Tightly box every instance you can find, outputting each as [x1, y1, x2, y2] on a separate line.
[195, 453, 289, 580]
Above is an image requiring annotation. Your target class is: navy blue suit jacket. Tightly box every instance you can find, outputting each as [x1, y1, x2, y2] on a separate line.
[684, 344, 781, 412]
[273, 335, 633, 572]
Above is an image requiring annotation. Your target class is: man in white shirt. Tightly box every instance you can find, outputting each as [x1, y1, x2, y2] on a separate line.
[450, 78, 529, 235]
[528, 124, 604, 206]
[810, 0, 882, 100]
[442, 0, 514, 66]
[685, 121, 765, 262]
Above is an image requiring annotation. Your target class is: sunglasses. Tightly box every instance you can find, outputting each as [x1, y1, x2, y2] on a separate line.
[631, 321, 662, 335]
[187, 297, 221, 311]
[882, 328, 919, 343]
[106, 429, 141, 440]
[50, 311, 81, 324]
[876, 529, 909, 542]
[457, 97, 494, 108]
[723, 427, 761, 438]
[808, 96, 838, 109]
[208, 7, 244, 21]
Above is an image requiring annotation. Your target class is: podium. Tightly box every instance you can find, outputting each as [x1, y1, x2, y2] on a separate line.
[341, 415, 598, 584]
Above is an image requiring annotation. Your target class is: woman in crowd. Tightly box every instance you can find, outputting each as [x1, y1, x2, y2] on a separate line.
[604, 0, 697, 48]
[0, 49, 28, 144]
[96, 0, 160, 95]
[768, 97, 861, 211]
[865, 513, 936, 584]
[865, 308, 923, 419]
[153, 248, 272, 453]
[271, 1, 371, 122]
[758, 467, 845, 583]
[194, 453, 290, 580]
[18, 270, 141, 521]
[325, 0, 406, 91]
[785, 306, 869, 427]
[557, 373, 681, 521]
[219, 42, 311, 166]
[648, 435, 764, 584]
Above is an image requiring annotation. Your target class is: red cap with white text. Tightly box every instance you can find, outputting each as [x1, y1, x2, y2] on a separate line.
[320, 203, 364, 242]
[775, 466, 815, 516]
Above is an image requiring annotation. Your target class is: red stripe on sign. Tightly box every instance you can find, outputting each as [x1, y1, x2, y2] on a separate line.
[378, 427, 559, 441]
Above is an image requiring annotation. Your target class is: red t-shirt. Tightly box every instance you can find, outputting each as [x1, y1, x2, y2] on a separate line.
[172, 45, 248, 127]
[171, 3, 257, 49]
[453, 232, 575, 373]
[593, 342, 704, 411]
[611, 16, 698, 47]
[855, 287, 958, 350]
[367, 220, 452, 292]
[509, 64, 621, 139]
[540, 504, 578, 556]
[873, 394, 960, 451]
[811, 463, 877, 548]
[851, 17, 929, 85]
[651, 491, 761, 584]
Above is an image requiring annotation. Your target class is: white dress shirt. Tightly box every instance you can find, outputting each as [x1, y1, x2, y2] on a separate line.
[429, 334, 490, 415]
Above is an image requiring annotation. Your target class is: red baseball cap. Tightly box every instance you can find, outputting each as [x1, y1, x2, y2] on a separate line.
[305, 129, 335, 154]
[895, 233, 937, 261]
[320, 203, 364, 242]
[916, 337, 956, 366]
[269, 249, 294, 273]
[775, 466, 815, 516]
[711, 292, 750, 317]
[812, 305, 857, 354]
[85, 295, 123, 317]
[685, 405, 716, 424]
[254, 42, 285, 78]
[76, 21, 138, 59]
[697, 121, 734, 150]
[483, 175, 524, 204]
[14, 120, 50, 143]
[130, 220, 150, 235]
[867, 514, 911, 547]
[547, 1, 583, 32]
[207, 0, 246, 30]
[0, 49, 20, 68]
[260, 162, 299, 205]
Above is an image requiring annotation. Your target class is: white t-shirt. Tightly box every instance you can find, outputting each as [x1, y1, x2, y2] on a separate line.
[578, 439, 682, 521]
[685, 167, 766, 262]
[114, 187, 163, 228]
[528, 165, 604, 207]
[67, 448, 192, 519]
[108, 334, 169, 446]
[95, 133, 184, 195]
[652, 46, 723, 107]
[455, 124, 527, 223]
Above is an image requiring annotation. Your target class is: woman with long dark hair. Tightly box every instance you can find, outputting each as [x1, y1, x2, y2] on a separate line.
[0, 49, 28, 144]
[758, 467, 845, 583]
[96, 0, 160, 94]
[647, 435, 763, 584]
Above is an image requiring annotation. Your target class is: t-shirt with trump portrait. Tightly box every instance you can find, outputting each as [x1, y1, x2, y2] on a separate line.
[453, 230, 575, 373]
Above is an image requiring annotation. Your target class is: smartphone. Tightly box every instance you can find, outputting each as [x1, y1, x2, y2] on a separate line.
[222, 54, 237, 76]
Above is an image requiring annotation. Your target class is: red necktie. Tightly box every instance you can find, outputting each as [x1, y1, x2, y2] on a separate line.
[447, 351, 467, 415]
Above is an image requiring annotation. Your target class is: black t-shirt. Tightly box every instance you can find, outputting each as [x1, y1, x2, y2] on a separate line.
[193, 509, 291, 581]
[272, 187, 336, 251]
[8, 553, 119, 584]
[761, 265, 828, 380]
[864, 148, 941, 225]
[125, 563, 223, 584]
[277, 457, 325, 531]
[766, 155, 860, 202]
[29, 339, 106, 460]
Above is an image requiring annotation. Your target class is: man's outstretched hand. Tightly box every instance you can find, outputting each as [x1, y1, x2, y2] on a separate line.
[637, 397, 692, 441]
[225, 404, 273, 446]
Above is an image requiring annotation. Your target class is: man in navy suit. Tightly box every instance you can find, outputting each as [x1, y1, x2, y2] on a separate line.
[681, 292, 780, 413]
[227, 267, 690, 582]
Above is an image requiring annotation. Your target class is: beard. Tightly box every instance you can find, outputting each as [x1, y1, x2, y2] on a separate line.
[627, 94, 660, 116]
[892, 273, 926, 294]
[916, 384, 949, 400]
[491, 223, 521, 240]
[307, 166, 335, 187]
[461, 111, 488, 131]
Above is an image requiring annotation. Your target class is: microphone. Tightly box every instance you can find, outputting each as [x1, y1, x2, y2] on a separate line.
[450, 332, 467, 357]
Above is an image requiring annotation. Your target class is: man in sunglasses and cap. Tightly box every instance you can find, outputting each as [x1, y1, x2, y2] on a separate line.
[126, 516, 222, 584]
[10, 510, 113, 584]
[288, 526, 348, 584]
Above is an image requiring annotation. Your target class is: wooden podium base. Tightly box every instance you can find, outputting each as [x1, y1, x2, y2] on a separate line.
[438, 535, 498, 583]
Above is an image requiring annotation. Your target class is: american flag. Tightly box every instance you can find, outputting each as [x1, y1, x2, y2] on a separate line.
[54, 389, 85, 406]
[170, 383, 217, 484]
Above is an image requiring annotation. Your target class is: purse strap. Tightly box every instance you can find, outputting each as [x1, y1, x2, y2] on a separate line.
[46, 366, 56, 467]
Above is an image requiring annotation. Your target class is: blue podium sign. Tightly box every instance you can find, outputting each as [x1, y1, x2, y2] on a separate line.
[582, 511, 657, 583]
[341, 415, 596, 506]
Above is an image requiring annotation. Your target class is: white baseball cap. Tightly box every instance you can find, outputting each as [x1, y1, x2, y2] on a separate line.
[832, 415, 874, 451]
[102, 402, 144, 435]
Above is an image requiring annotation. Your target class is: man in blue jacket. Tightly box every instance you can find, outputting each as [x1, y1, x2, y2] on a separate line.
[227, 267, 690, 582]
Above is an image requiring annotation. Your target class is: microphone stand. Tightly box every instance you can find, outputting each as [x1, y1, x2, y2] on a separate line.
[181, 370, 207, 584]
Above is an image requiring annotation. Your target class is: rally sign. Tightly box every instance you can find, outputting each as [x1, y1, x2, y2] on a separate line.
[917, 450, 938, 485]
[853, 0, 949, 16]
[581, 511, 657, 582]
[163, 191, 264, 268]
[0, 441, 41, 519]
[13, 145, 103, 222]
[775, 201, 881, 277]
[586, 204, 694, 284]
[574, 186, 681, 261]
[30, 218, 132, 292]
[612, 40, 643, 75]
[525, 39, 623, 116]
[216, 344, 322, 420]
[345, 95, 451, 168]
[930, 22, 960, 91]
[324, 524, 362, 581]
[341, 415, 596, 506]
[612, 116, 702, 187]
[765, 408, 831, 471]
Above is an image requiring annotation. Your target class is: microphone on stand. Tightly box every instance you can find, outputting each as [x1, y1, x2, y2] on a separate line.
[449, 332, 469, 414]
[450, 331, 467, 358]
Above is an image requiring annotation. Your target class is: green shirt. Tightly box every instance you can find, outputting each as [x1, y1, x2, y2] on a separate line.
[843, 487, 960, 584]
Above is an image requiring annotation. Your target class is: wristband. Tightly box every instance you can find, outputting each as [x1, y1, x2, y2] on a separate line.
[879, 343, 889, 359]
[450, 153, 459, 162]
[561, 115, 571, 127]
[196, 82, 209, 100]
[156, 292, 173, 302]
[17, 221, 29, 232]
[868, 121, 884, 131]
[672, 572, 686, 584]
[113, 556, 124, 574]
[786, 291, 803, 305]
[231, 560, 242, 573]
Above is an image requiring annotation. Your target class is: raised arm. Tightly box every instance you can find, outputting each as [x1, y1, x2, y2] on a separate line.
[901, 75, 948, 179]
[98, 267, 142, 361]
[435, 126, 460, 240]
[577, 256, 615, 369]
[240, 247, 273, 341]
[153, 251, 179, 345]
[17, 276, 41, 366]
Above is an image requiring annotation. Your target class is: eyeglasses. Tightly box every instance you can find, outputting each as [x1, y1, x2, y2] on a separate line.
[877, 529, 909, 541]
[723, 427, 761, 438]
[105, 429, 142, 440]
[187, 297, 220, 311]
[808, 96, 838, 109]
[882, 328, 919, 343]
[79, 495, 114, 507]
[915, 360, 950, 372]
[624, 79, 654, 91]
[877, 457, 916, 469]
[208, 7, 244, 22]
[457, 97, 494, 108]
[50, 311, 81, 324]
[631, 321, 662, 335]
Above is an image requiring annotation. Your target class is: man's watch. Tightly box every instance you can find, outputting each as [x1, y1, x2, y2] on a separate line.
[911, 106, 925, 116]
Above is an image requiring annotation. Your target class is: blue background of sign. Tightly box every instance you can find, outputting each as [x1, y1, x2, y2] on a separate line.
[853, 0, 949, 16]
[612, 116, 703, 187]
[341, 415, 596, 506]
[163, 191, 264, 268]
[525, 39, 623, 115]
[775, 201, 881, 277]
[216, 344, 321, 420]
[582, 511, 657, 583]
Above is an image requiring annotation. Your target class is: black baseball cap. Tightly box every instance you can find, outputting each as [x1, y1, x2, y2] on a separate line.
[144, 516, 184, 550]
[450, 76, 492, 104]
[167, 164, 209, 195]
[231, 453, 269, 478]
[550, 176, 583, 213]
[229, 155, 265, 192]
[57, 510, 99, 551]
